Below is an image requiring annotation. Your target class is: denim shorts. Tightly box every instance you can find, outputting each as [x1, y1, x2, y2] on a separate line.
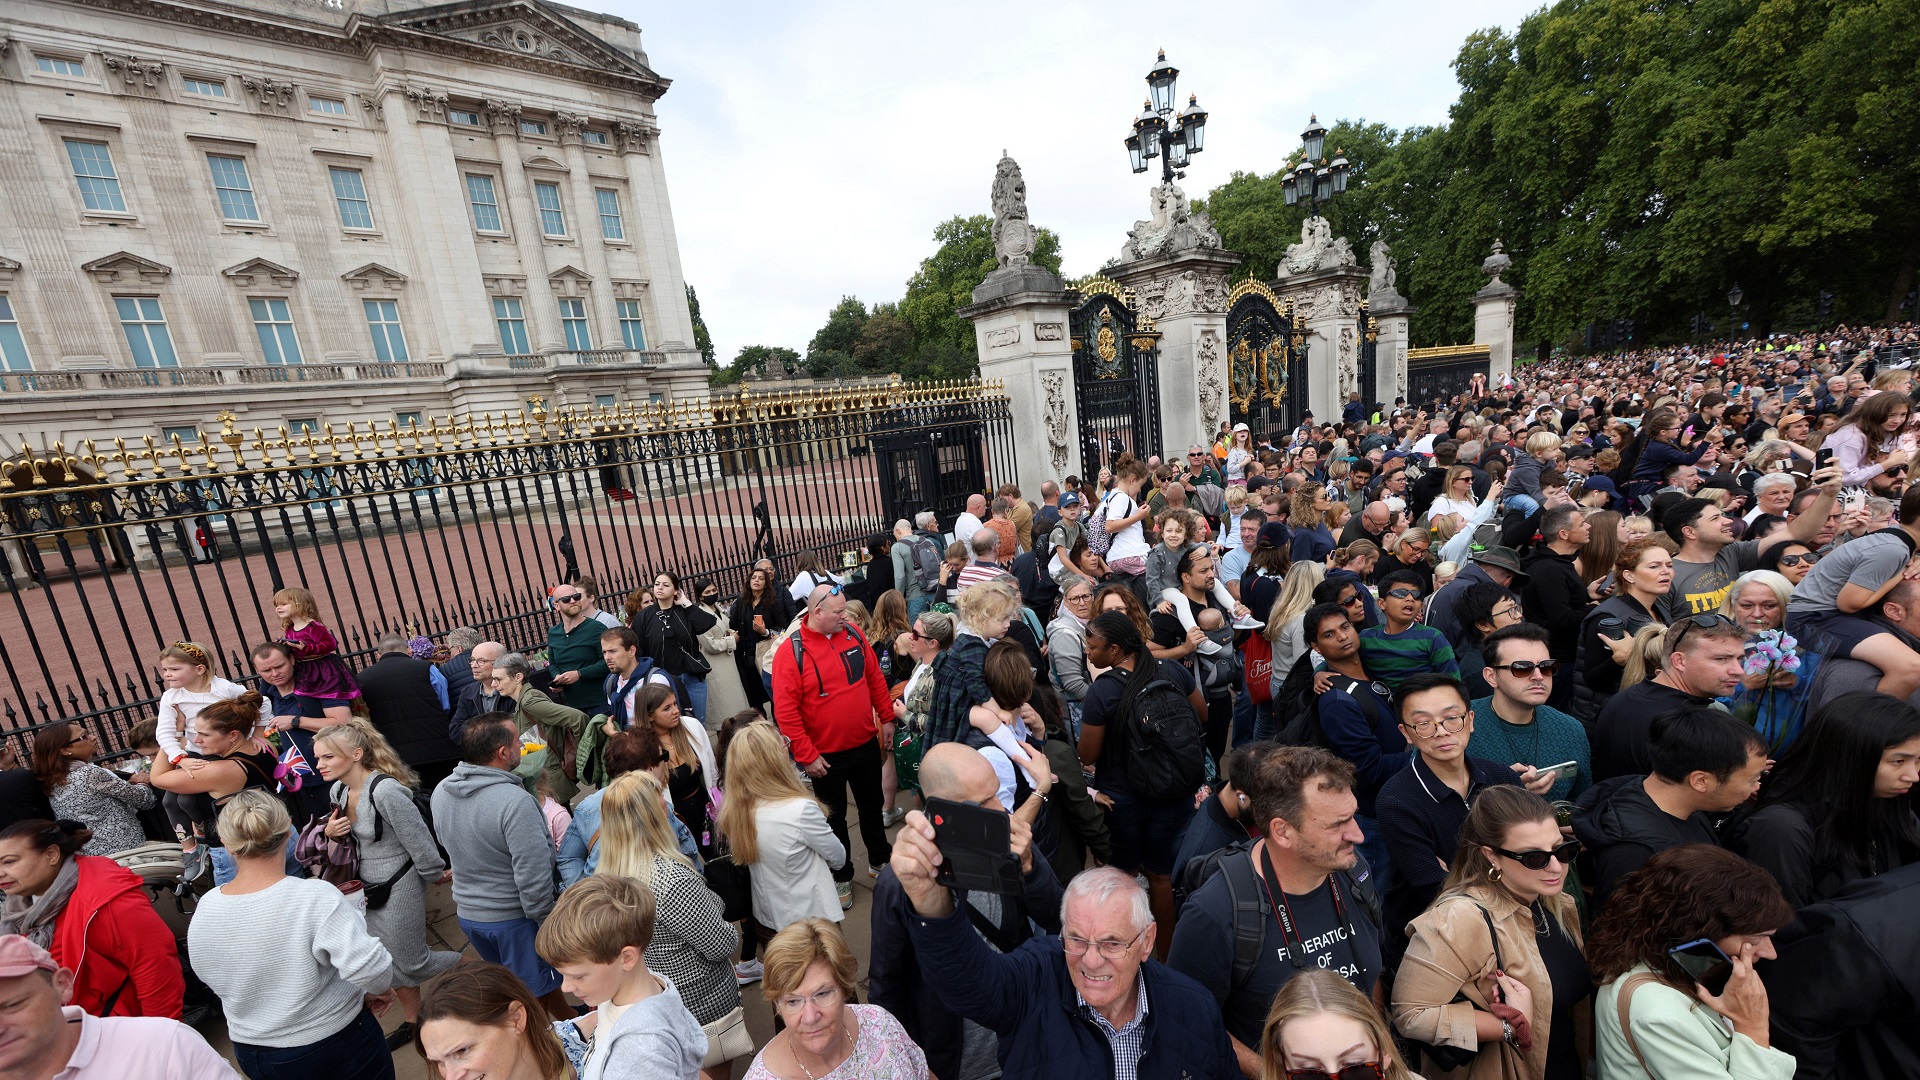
[459, 916, 562, 998]
[1104, 788, 1196, 876]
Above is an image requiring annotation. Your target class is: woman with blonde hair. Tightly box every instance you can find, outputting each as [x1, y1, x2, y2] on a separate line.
[598, 770, 743, 1080]
[715, 723, 845, 927]
[1618, 622, 1671, 690]
[1260, 563, 1327, 733]
[742, 918, 927, 1079]
[1262, 969, 1424, 1080]
[1428, 465, 1481, 522]
[1393, 785, 1585, 1080]
[313, 718, 456, 1046]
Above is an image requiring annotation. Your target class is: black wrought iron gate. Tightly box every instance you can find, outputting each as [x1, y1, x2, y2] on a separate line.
[1070, 280, 1161, 474]
[1225, 280, 1301, 438]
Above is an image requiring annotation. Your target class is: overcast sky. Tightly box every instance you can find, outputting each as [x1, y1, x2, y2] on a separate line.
[612, 1, 1543, 364]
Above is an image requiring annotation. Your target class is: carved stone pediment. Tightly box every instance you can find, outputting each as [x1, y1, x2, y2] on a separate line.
[0, 256, 19, 285]
[222, 258, 299, 289]
[341, 263, 408, 292]
[548, 265, 593, 297]
[611, 279, 649, 300]
[376, 2, 665, 85]
[82, 251, 172, 286]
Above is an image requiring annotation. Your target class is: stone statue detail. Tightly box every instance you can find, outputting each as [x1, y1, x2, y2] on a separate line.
[1482, 238, 1511, 285]
[1043, 371, 1071, 474]
[1196, 330, 1225, 435]
[1368, 240, 1399, 299]
[990, 153, 1038, 270]
[1120, 181, 1221, 262]
[1278, 215, 1355, 277]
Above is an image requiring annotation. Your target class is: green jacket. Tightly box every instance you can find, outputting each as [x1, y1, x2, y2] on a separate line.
[514, 690, 593, 805]
[1595, 964, 1796, 1080]
[546, 619, 611, 712]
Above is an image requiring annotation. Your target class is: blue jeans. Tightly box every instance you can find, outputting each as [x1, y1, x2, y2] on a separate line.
[906, 593, 931, 622]
[1505, 493, 1539, 519]
[210, 834, 302, 887]
[684, 673, 708, 723]
[232, 1007, 393, 1080]
[1356, 813, 1392, 900]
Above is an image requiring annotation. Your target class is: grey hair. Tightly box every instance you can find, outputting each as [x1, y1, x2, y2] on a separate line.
[1061, 866, 1151, 934]
[894, 519, 912, 534]
[376, 632, 408, 655]
[445, 627, 482, 654]
[969, 527, 1000, 559]
[915, 510, 938, 530]
[1751, 472, 1797, 497]
[493, 651, 531, 679]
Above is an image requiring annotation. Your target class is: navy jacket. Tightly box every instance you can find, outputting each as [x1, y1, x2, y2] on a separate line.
[904, 902, 1238, 1080]
[869, 859, 1064, 1080]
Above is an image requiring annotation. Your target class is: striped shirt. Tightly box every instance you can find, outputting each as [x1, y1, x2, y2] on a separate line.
[1077, 969, 1150, 1080]
[1357, 623, 1459, 691]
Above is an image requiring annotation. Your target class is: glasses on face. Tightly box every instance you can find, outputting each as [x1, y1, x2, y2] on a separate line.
[906, 628, 929, 641]
[1066, 592, 1094, 605]
[1668, 611, 1739, 654]
[1384, 588, 1424, 601]
[1491, 659, 1559, 676]
[552, 593, 583, 604]
[1286, 1065, 1385, 1080]
[1061, 926, 1147, 959]
[1494, 840, 1582, 871]
[1776, 552, 1818, 567]
[1341, 594, 1365, 608]
[1405, 713, 1469, 739]
[1489, 604, 1522, 622]
[774, 986, 843, 1014]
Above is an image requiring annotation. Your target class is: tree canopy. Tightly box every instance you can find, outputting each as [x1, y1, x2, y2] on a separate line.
[1199, 0, 1920, 352]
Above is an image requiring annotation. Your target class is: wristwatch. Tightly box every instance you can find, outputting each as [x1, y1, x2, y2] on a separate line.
[1499, 1019, 1516, 1046]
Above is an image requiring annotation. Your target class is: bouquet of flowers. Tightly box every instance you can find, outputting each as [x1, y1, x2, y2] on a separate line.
[1736, 629, 1802, 749]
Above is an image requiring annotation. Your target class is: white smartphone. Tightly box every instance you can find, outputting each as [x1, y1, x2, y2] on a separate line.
[1532, 760, 1579, 781]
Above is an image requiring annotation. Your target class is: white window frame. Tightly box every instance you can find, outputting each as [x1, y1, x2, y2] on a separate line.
[308, 96, 349, 116]
[182, 76, 229, 98]
[63, 138, 127, 214]
[363, 299, 409, 362]
[595, 188, 625, 241]
[617, 299, 646, 351]
[328, 166, 375, 230]
[582, 129, 610, 146]
[113, 296, 180, 369]
[248, 297, 305, 365]
[534, 181, 567, 237]
[465, 172, 506, 233]
[493, 297, 530, 354]
[0, 296, 34, 372]
[449, 109, 481, 127]
[206, 153, 261, 223]
[558, 298, 591, 351]
[35, 55, 87, 78]
[519, 119, 548, 136]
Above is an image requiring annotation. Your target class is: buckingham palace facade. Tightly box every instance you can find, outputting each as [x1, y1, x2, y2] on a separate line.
[0, 0, 708, 455]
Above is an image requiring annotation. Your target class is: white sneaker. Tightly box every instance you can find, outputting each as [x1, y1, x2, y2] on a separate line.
[836, 880, 854, 910]
[733, 960, 763, 985]
[881, 808, 906, 827]
[1232, 614, 1263, 630]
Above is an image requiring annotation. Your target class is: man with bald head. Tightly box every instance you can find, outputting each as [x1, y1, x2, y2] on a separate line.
[870, 742, 1061, 1080]
[955, 493, 987, 550]
[773, 582, 897, 905]
[448, 639, 509, 745]
[1341, 500, 1393, 550]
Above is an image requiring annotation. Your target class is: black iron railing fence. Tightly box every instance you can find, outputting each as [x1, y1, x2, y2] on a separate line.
[0, 379, 1015, 755]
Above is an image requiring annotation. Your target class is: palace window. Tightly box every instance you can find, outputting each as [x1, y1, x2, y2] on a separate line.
[595, 188, 625, 240]
[182, 76, 228, 98]
[583, 130, 610, 146]
[493, 297, 530, 354]
[249, 298, 304, 365]
[534, 181, 567, 237]
[0, 297, 32, 371]
[328, 167, 375, 229]
[558, 298, 591, 351]
[63, 139, 126, 213]
[519, 119, 548, 136]
[36, 56, 86, 77]
[364, 300, 409, 362]
[113, 297, 179, 368]
[207, 154, 260, 221]
[449, 109, 481, 127]
[465, 173, 503, 232]
[617, 300, 646, 350]
[309, 96, 348, 116]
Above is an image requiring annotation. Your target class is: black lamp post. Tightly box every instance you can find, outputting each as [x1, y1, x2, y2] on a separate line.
[1281, 115, 1351, 216]
[1728, 283, 1745, 339]
[1123, 50, 1208, 185]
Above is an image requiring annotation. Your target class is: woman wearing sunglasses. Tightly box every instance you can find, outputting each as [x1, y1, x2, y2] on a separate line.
[1261, 969, 1425, 1080]
[1392, 786, 1586, 1080]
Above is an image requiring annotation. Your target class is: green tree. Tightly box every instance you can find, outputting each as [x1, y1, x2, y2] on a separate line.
[897, 215, 1062, 379]
[709, 343, 799, 387]
[806, 296, 869, 377]
[685, 284, 715, 366]
[852, 307, 915, 373]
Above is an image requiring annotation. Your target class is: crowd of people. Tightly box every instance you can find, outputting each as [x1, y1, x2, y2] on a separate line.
[1, 321, 1919, 1080]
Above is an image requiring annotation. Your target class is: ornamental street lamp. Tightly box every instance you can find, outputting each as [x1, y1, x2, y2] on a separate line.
[1281, 115, 1351, 217]
[1728, 283, 1745, 337]
[1123, 50, 1208, 185]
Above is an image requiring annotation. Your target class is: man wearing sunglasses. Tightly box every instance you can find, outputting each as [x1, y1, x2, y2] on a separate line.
[1592, 613, 1748, 782]
[1468, 625, 1593, 804]
[544, 582, 611, 714]
[1573, 707, 1770, 912]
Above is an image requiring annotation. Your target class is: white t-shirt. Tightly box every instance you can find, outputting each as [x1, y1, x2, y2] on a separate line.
[788, 569, 845, 603]
[1104, 491, 1151, 561]
[156, 677, 265, 760]
[1426, 495, 1478, 522]
[954, 512, 984, 550]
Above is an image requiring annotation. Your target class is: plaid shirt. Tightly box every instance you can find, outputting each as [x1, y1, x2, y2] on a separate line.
[924, 634, 993, 748]
[1077, 968, 1150, 1080]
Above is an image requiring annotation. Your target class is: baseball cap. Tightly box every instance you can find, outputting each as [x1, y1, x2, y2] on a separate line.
[0, 935, 58, 977]
[1232, 422, 1250, 433]
[1059, 492, 1081, 507]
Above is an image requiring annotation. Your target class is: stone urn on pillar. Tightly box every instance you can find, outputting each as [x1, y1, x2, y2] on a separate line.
[957, 154, 1075, 494]
[1107, 180, 1240, 456]
[1474, 239, 1520, 386]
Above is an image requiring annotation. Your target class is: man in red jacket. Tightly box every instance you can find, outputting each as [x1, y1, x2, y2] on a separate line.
[772, 582, 896, 907]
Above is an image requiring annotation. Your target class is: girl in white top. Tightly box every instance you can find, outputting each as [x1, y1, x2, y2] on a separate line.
[1224, 424, 1256, 485]
[714, 722, 845, 930]
[153, 641, 268, 762]
[1425, 464, 1482, 523]
[785, 549, 847, 604]
[1099, 460, 1155, 572]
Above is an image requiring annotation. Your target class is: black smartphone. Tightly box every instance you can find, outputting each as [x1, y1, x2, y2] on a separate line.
[924, 797, 1023, 895]
[1817, 447, 1835, 469]
[1667, 937, 1734, 995]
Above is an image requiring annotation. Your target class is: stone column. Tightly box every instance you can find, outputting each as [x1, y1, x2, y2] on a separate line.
[480, 99, 564, 352]
[1110, 248, 1239, 456]
[1371, 292, 1416, 406]
[1474, 240, 1519, 385]
[958, 266, 1074, 495]
[1270, 265, 1367, 424]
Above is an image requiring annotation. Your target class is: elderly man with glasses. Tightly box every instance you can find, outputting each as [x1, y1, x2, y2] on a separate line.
[544, 582, 612, 713]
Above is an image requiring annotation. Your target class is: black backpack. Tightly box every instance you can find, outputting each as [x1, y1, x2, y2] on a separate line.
[1175, 838, 1381, 996]
[1268, 652, 1364, 748]
[908, 532, 944, 594]
[1119, 660, 1208, 801]
[1013, 528, 1060, 613]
